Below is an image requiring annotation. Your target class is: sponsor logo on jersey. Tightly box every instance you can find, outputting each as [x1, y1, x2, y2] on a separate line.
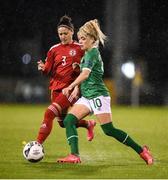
[69, 49, 76, 56]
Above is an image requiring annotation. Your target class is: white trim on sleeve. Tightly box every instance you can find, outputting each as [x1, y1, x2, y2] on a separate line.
[82, 68, 91, 72]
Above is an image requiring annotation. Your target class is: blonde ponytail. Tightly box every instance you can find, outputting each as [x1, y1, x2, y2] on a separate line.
[78, 19, 107, 46]
[90, 19, 107, 46]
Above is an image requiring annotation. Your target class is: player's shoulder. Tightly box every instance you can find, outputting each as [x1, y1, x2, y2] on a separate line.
[71, 41, 82, 49]
[85, 47, 99, 60]
[49, 43, 61, 51]
[73, 41, 81, 46]
[88, 47, 99, 56]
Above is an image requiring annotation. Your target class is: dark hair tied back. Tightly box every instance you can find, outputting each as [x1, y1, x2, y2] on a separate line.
[57, 15, 74, 30]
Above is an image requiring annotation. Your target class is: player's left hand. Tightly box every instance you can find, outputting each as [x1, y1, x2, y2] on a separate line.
[72, 62, 80, 70]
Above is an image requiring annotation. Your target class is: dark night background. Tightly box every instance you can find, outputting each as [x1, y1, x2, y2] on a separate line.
[0, 0, 168, 105]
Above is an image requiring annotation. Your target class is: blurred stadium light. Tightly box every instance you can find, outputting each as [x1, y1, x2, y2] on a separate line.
[121, 62, 135, 79]
[22, 53, 32, 65]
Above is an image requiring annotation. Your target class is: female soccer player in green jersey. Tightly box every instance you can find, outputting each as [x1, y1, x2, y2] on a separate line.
[57, 19, 154, 165]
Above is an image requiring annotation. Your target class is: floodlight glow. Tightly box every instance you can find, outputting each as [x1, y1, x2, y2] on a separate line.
[121, 62, 135, 79]
[22, 53, 31, 64]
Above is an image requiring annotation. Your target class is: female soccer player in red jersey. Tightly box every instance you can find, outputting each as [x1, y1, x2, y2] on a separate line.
[36, 15, 96, 144]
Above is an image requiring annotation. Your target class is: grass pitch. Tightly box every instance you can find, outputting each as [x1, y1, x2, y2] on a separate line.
[0, 104, 168, 179]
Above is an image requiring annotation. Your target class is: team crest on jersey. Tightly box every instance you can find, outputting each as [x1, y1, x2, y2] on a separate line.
[69, 49, 76, 56]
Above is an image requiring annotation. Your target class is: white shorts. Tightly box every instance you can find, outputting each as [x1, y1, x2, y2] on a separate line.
[75, 96, 112, 115]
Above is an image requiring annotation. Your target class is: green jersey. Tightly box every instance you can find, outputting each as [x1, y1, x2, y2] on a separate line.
[80, 47, 109, 99]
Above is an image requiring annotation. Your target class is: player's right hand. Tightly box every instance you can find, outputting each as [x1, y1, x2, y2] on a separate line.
[62, 86, 73, 97]
[37, 60, 45, 71]
[69, 86, 79, 100]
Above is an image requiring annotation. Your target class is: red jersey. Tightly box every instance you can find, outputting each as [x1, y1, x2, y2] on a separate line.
[43, 41, 84, 90]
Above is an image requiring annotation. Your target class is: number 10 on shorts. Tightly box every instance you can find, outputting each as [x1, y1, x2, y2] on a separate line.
[92, 98, 102, 109]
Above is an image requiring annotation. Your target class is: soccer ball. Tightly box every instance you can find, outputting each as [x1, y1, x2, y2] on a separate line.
[23, 141, 44, 163]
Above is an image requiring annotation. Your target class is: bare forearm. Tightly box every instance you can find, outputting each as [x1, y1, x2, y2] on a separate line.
[70, 70, 90, 89]
[62, 70, 90, 97]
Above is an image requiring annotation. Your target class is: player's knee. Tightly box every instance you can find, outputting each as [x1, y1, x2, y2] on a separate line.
[45, 104, 60, 119]
[63, 117, 72, 127]
[63, 114, 78, 127]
